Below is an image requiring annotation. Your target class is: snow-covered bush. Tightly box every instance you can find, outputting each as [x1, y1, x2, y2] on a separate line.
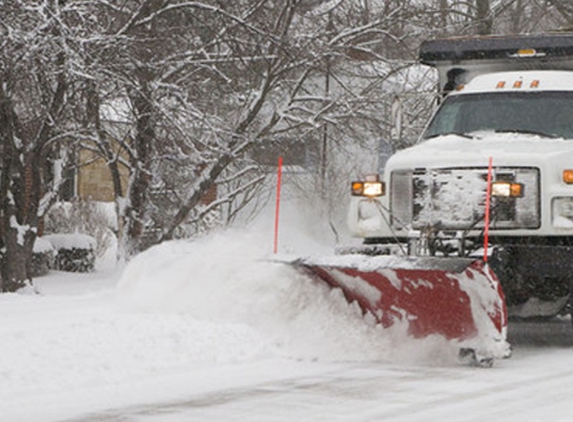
[44, 200, 116, 261]
[43, 234, 97, 273]
[31, 237, 55, 277]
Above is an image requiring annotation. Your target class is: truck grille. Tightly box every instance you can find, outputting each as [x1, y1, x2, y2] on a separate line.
[391, 167, 539, 230]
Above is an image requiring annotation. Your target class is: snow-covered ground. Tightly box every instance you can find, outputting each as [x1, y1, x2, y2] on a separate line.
[2, 213, 573, 421]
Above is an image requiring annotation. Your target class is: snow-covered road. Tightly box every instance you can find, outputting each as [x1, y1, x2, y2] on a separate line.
[2, 231, 573, 422]
[66, 320, 573, 422]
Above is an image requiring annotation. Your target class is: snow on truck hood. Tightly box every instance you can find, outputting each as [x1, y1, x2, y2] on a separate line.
[386, 132, 573, 170]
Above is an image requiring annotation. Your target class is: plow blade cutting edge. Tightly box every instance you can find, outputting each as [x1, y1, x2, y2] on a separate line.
[291, 255, 510, 364]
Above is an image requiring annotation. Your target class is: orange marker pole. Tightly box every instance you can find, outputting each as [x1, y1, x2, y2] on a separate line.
[483, 156, 493, 262]
[273, 157, 283, 254]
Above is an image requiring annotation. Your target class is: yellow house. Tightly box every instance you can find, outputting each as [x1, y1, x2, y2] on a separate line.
[76, 147, 130, 202]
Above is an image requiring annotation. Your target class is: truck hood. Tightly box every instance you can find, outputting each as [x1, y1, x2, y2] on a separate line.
[386, 133, 573, 170]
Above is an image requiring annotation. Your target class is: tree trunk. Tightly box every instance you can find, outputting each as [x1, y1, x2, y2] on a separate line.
[1, 217, 34, 292]
[0, 74, 34, 291]
[440, 0, 449, 29]
[123, 75, 155, 254]
[0, 129, 37, 291]
[0, 44, 66, 291]
[476, 0, 493, 35]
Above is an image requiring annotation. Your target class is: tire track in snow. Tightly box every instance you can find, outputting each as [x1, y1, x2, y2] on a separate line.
[70, 357, 573, 422]
[68, 321, 573, 422]
[368, 360, 573, 421]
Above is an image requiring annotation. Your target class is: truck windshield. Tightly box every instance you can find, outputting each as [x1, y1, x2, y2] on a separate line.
[423, 91, 573, 140]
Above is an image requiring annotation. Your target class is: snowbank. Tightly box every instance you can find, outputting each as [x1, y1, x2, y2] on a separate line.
[116, 230, 400, 362]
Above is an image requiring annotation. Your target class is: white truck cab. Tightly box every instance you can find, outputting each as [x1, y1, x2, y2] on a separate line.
[348, 34, 573, 315]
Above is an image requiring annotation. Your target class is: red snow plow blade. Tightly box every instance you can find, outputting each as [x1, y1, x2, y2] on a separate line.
[292, 255, 509, 362]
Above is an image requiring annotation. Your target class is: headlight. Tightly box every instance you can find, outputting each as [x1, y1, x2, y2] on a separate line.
[491, 181, 524, 197]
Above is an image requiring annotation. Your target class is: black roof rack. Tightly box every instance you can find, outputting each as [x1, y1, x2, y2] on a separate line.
[420, 33, 573, 65]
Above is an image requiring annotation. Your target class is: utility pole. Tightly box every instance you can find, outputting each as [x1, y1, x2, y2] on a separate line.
[320, 57, 330, 204]
[320, 12, 334, 208]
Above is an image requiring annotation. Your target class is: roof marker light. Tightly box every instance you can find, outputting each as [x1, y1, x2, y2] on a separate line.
[496, 81, 506, 89]
[530, 80, 540, 88]
[517, 49, 537, 57]
[513, 80, 523, 88]
[512, 48, 546, 58]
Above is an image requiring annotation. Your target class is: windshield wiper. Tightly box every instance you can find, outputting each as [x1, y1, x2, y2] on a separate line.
[494, 129, 558, 139]
[425, 132, 475, 140]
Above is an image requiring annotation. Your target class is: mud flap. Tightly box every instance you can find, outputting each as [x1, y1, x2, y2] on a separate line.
[291, 255, 510, 364]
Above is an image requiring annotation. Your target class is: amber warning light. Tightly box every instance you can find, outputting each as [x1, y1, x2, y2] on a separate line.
[563, 170, 573, 184]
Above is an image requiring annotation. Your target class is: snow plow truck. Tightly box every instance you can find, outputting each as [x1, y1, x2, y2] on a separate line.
[294, 33, 573, 366]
